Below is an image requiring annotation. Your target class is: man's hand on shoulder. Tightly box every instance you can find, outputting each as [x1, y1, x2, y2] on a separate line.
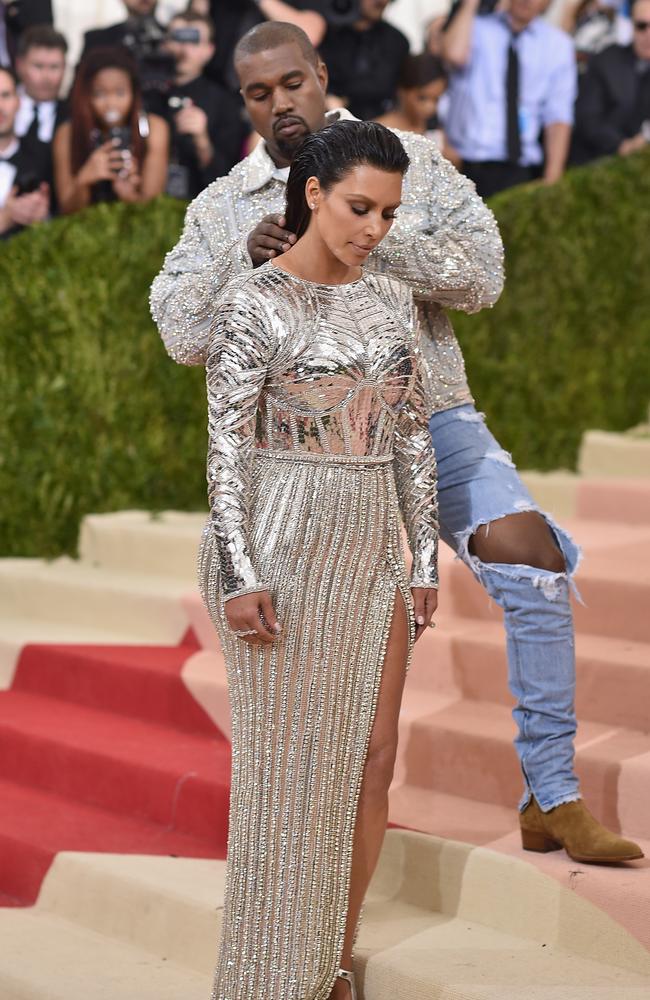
[247, 214, 297, 267]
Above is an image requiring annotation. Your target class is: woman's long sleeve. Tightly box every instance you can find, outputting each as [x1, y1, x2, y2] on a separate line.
[205, 278, 272, 600]
[393, 296, 439, 590]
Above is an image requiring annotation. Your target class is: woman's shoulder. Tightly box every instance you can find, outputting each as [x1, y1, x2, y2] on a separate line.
[146, 113, 169, 139]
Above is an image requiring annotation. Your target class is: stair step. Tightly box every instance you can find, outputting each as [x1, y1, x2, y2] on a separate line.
[0, 691, 230, 840]
[12, 642, 219, 735]
[79, 510, 206, 580]
[0, 779, 220, 905]
[438, 621, 650, 733]
[577, 479, 650, 525]
[387, 784, 650, 953]
[400, 698, 650, 838]
[0, 909, 210, 1000]
[579, 430, 650, 478]
[0, 559, 191, 643]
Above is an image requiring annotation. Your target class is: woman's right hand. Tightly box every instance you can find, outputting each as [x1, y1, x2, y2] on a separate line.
[225, 590, 281, 645]
[78, 139, 125, 186]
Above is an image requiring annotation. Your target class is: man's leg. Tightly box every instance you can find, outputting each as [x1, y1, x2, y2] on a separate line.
[429, 404, 643, 862]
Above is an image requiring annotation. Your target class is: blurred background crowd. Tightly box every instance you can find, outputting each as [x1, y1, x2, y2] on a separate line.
[1, 0, 649, 238]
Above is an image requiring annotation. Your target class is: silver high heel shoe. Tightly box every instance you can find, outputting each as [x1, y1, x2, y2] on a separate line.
[337, 969, 358, 1000]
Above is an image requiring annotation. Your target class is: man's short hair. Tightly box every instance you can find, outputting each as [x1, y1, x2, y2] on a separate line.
[234, 21, 319, 69]
[169, 10, 216, 44]
[17, 25, 69, 58]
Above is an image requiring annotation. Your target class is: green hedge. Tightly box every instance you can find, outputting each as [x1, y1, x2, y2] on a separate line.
[2, 152, 649, 558]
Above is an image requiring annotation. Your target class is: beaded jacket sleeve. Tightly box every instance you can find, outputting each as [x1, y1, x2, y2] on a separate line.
[368, 129, 505, 312]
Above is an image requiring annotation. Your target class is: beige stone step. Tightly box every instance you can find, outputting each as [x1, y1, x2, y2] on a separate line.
[2, 831, 649, 1000]
[579, 430, 650, 478]
[79, 510, 206, 580]
[0, 559, 191, 643]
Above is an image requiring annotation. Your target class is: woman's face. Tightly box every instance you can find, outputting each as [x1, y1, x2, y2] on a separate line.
[400, 78, 447, 126]
[90, 68, 133, 128]
[306, 164, 403, 268]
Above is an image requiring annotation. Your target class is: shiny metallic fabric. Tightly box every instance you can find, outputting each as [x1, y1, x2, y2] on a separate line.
[150, 109, 504, 415]
[198, 265, 438, 999]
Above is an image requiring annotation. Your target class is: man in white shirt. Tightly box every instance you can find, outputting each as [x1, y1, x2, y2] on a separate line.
[15, 24, 67, 145]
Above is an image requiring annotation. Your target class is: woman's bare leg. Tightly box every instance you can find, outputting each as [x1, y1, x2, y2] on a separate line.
[329, 592, 409, 999]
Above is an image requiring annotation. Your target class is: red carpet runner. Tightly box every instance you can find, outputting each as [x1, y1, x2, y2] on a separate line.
[0, 632, 230, 906]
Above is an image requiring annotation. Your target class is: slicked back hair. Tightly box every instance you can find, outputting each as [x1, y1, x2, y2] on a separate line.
[285, 120, 410, 240]
[234, 21, 319, 70]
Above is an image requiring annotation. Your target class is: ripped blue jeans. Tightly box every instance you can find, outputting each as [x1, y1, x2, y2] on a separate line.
[429, 404, 582, 812]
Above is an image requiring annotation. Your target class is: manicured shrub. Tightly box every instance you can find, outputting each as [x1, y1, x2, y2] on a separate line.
[1, 152, 649, 557]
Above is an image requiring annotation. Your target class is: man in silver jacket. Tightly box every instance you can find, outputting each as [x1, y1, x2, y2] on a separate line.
[150, 21, 642, 864]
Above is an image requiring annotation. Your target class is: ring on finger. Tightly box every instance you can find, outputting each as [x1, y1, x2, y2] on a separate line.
[234, 628, 257, 638]
[427, 621, 436, 629]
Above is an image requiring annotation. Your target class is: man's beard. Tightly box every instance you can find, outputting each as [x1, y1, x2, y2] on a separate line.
[274, 129, 311, 162]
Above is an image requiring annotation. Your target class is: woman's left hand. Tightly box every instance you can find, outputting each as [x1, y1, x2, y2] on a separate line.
[411, 587, 438, 642]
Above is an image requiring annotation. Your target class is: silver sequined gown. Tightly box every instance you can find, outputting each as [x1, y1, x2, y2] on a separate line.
[198, 263, 438, 1000]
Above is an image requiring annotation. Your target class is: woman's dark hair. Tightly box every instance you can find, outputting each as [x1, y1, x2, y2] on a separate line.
[69, 47, 145, 175]
[285, 120, 410, 240]
[398, 53, 447, 90]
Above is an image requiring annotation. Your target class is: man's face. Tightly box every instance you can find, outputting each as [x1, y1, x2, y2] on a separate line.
[237, 43, 329, 166]
[165, 18, 214, 80]
[508, 0, 550, 28]
[0, 71, 20, 139]
[124, 0, 157, 17]
[632, 0, 650, 60]
[358, 0, 391, 24]
[16, 47, 66, 102]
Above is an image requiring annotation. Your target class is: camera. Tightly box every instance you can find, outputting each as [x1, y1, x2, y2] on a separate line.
[167, 27, 201, 45]
[91, 125, 132, 174]
[122, 15, 175, 93]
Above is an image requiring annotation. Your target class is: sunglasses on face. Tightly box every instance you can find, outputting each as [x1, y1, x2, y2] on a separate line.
[633, 19, 650, 30]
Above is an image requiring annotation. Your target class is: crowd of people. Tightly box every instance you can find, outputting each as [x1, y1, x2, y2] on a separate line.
[1, 0, 649, 237]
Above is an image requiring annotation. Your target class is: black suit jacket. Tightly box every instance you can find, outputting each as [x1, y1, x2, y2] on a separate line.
[572, 44, 650, 163]
[81, 21, 132, 59]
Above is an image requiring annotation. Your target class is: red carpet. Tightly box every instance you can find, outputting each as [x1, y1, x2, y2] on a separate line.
[0, 634, 230, 906]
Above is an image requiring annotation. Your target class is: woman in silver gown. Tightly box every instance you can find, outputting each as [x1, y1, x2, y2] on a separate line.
[199, 120, 439, 1000]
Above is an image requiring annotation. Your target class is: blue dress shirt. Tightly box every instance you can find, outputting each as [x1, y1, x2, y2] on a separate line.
[445, 13, 577, 165]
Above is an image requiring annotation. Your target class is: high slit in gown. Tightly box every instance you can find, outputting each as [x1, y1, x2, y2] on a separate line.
[198, 262, 439, 1000]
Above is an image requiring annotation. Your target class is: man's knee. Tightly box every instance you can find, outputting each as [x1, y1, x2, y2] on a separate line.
[469, 512, 566, 573]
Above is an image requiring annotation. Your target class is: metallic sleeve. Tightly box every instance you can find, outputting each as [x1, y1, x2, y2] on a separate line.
[369, 135, 505, 313]
[149, 186, 252, 367]
[205, 279, 271, 601]
[393, 294, 439, 589]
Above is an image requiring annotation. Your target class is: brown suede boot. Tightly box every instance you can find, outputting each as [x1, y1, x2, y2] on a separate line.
[520, 797, 644, 864]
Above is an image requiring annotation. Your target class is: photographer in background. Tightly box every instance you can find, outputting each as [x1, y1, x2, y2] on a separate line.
[53, 46, 168, 214]
[318, 0, 410, 120]
[442, 0, 577, 197]
[153, 10, 245, 199]
[80, 0, 171, 108]
[0, 66, 50, 237]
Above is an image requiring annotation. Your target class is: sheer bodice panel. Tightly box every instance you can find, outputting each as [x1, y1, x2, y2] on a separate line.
[253, 269, 415, 457]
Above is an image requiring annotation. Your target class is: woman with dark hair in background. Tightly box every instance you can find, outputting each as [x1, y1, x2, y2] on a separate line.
[377, 52, 460, 165]
[52, 47, 168, 215]
[199, 118, 438, 1000]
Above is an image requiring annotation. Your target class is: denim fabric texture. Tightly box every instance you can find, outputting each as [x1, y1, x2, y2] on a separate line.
[429, 404, 582, 812]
